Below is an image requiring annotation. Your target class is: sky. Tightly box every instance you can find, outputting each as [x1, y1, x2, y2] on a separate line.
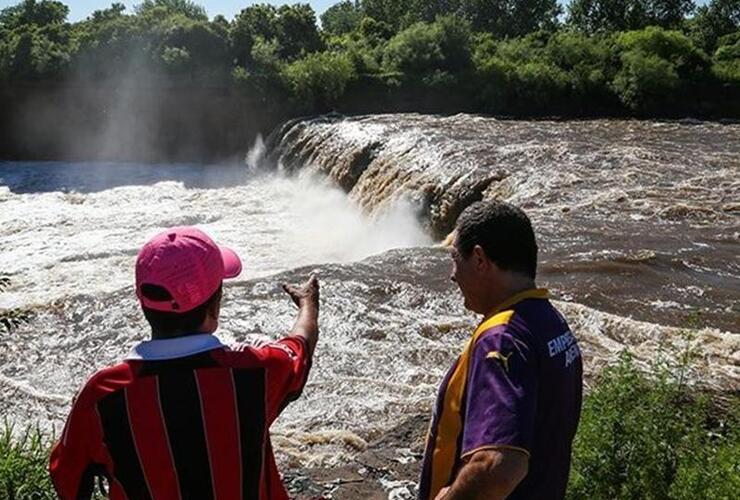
[0, 0, 712, 23]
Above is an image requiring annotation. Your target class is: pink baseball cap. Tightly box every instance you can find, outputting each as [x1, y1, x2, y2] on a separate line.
[135, 227, 242, 313]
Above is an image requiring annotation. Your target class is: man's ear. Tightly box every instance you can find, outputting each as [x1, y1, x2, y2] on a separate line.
[472, 245, 489, 271]
[207, 298, 221, 320]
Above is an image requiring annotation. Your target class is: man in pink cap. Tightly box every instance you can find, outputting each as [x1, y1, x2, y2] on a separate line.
[50, 226, 319, 500]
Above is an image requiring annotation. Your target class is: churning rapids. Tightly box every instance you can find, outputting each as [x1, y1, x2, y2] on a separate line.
[1, 114, 738, 475]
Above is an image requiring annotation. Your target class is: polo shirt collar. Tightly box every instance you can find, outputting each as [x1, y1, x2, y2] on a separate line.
[487, 288, 549, 317]
[126, 334, 226, 361]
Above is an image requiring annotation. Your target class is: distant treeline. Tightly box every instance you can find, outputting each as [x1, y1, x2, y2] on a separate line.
[1, 0, 739, 118]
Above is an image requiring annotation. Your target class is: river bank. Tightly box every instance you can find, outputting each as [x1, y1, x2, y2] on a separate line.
[4, 355, 737, 500]
[2, 80, 739, 164]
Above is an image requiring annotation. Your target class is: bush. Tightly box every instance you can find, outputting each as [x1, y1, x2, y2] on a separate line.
[712, 33, 740, 83]
[281, 50, 356, 108]
[545, 31, 615, 97]
[567, 352, 740, 500]
[473, 32, 575, 113]
[381, 15, 472, 86]
[612, 27, 710, 111]
[0, 22, 71, 80]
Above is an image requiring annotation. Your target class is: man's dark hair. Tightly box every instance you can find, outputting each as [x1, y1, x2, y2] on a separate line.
[141, 284, 223, 337]
[455, 200, 538, 279]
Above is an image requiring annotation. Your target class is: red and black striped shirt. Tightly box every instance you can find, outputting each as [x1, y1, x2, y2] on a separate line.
[49, 336, 310, 500]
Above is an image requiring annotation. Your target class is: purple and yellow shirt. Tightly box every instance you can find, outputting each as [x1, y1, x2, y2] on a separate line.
[419, 289, 583, 500]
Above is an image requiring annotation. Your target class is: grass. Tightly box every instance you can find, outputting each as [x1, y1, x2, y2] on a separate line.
[0, 423, 55, 500]
[2, 352, 737, 499]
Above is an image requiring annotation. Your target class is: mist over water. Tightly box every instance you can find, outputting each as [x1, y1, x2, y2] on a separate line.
[0, 160, 430, 310]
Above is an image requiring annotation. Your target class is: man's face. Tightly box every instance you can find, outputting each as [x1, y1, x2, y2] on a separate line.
[449, 235, 487, 314]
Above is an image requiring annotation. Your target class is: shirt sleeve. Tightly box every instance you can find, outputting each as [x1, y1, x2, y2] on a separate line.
[253, 336, 312, 423]
[461, 329, 537, 458]
[49, 394, 102, 500]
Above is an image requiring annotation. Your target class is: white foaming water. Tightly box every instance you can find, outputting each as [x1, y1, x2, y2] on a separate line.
[0, 164, 431, 310]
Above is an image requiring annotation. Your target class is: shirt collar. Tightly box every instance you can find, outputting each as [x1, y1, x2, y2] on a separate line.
[126, 334, 226, 361]
[486, 288, 549, 318]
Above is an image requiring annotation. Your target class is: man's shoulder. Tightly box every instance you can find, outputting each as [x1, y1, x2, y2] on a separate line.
[474, 300, 563, 349]
[475, 309, 529, 343]
[215, 337, 308, 368]
[74, 361, 137, 408]
[506, 299, 568, 337]
[209, 345, 263, 369]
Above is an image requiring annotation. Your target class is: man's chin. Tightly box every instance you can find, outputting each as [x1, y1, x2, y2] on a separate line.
[462, 298, 475, 313]
[463, 298, 485, 315]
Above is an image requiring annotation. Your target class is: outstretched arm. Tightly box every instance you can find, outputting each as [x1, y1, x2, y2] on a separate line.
[282, 274, 320, 356]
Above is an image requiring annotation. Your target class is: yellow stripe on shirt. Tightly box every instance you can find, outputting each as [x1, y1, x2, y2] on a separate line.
[427, 309, 514, 499]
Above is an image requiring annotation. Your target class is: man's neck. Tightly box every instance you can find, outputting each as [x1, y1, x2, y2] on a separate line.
[151, 330, 212, 341]
[485, 278, 537, 316]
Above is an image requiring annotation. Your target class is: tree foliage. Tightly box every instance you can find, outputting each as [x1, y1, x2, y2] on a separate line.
[568, 0, 696, 34]
[689, 0, 740, 51]
[0, 0, 71, 80]
[0, 0, 68, 30]
[382, 15, 473, 86]
[712, 32, 740, 83]
[567, 352, 740, 500]
[282, 50, 356, 107]
[613, 27, 709, 110]
[275, 4, 324, 60]
[459, 0, 561, 38]
[320, 0, 363, 36]
[230, 3, 322, 67]
[134, 0, 207, 21]
[0, 0, 737, 116]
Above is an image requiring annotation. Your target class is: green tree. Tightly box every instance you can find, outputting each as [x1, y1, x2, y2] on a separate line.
[459, 0, 560, 38]
[689, 0, 740, 51]
[230, 4, 278, 67]
[472, 32, 573, 112]
[135, 0, 208, 21]
[567, 352, 739, 500]
[568, 0, 696, 34]
[357, 16, 394, 42]
[0, 0, 71, 80]
[0, 0, 68, 30]
[282, 50, 356, 107]
[711, 33, 740, 83]
[361, 0, 428, 31]
[612, 26, 709, 110]
[545, 31, 615, 101]
[72, 5, 155, 80]
[275, 4, 323, 60]
[158, 18, 230, 82]
[88, 2, 126, 23]
[321, 1, 364, 36]
[382, 15, 473, 86]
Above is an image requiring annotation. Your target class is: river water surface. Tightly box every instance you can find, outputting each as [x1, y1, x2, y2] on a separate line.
[1, 115, 738, 473]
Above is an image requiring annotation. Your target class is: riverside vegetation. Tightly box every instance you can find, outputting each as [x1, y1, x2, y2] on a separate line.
[0, 0, 739, 116]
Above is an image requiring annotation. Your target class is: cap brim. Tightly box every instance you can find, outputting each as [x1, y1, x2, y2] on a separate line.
[220, 246, 242, 279]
